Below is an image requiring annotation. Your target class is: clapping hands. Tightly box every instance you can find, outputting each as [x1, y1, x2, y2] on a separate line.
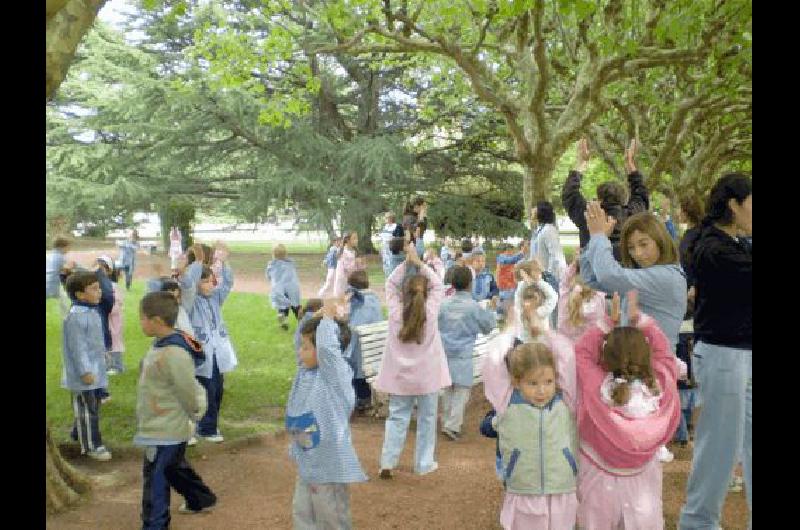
[585, 200, 617, 237]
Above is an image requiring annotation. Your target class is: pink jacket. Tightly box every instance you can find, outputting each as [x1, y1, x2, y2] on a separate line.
[109, 283, 124, 352]
[481, 329, 576, 415]
[575, 314, 680, 471]
[374, 263, 451, 395]
[333, 247, 364, 297]
[557, 262, 606, 342]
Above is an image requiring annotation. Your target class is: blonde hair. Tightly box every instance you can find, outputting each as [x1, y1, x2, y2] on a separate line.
[519, 283, 547, 339]
[514, 259, 541, 282]
[601, 327, 660, 406]
[620, 212, 679, 268]
[398, 275, 429, 344]
[566, 277, 598, 328]
[273, 244, 288, 260]
[508, 343, 558, 384]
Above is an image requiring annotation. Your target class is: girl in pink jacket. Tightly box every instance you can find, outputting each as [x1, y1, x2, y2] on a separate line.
[574, 292, 681, 529]
[107, 276, 125, 374]
[557, 257, 606, 342]
[375, 245, 449, 478]
[333, 232, 365, 297]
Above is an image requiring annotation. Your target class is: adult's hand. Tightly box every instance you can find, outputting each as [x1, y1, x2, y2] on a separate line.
[610, 292, 621, 325]
[627, 289, 640, 325]
[191, 243, 205, 264]
[625, 139, 638, 173]
[576, 138, 590, 172]
[585, 200, 617, 236]
[405, 242, 422, 266]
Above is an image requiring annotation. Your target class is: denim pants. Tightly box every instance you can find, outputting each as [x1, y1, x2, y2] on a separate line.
[141, 443, 216, 530]
[196, 356, 224, 436]
[674, 387, 697, 442]
[380, 392, 438, 473]
[679, 342, 752, 529]
[121, 263, 135, 290]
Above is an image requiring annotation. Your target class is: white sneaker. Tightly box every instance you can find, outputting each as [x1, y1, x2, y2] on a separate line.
[417, 462, 439, 475]
[657, 445, 674, 463]
[187, 436, 198, 447]
[200, 432, 224, 443]
[106, 368, 119, 376]
[87, 446, 112, 461]
[178, 501, 215, 514]
[729, 475, 744, 492]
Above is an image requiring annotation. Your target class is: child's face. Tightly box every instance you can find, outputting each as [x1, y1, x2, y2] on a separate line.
[472, 255, 486, 271]
[76, 282, 102, 304]
[139, 313, 165, 337]
[299, 335, 318, 369]
[198, 275, 215, 296]
[514, 366, 556, 406]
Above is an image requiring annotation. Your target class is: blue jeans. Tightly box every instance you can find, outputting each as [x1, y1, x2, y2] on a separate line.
[674, 387, 697, 442]
[380, 393, 438, 473]
[679, 342, 751, 529]
[196, 356, 224, 436]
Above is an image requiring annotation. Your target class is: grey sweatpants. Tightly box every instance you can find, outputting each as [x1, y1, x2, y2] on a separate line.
[292, 478, 352, 530]
[440, 385, 471, 434]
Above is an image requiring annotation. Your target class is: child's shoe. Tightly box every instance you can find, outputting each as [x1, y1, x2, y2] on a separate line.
[179, 501, 216, 514]
[416, 462, 439, 476]
[729, 475, 744, 493]
[442, 428, 459, 441]
[100, 395, 112, 405]
[87, 446, 112, 461]
[278, 314, 289, 331]
[106, 368, 119, 376]
[657, 445, 674, 463]
[200, 432, 224, 443]
[187, 436, 198, 447]
[379, 468, 393, 479]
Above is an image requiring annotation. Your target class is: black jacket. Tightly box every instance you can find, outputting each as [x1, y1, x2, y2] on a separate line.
[691, 225, 752, 349]
[679, 226, 702, 290]
[562, 170, 650, 260]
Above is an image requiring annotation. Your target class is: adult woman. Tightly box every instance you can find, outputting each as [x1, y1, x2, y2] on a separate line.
[582, 203, 687, 352]
[679, 174, 751, 529]
[118, 229, 139, 291]
[332, 232, 365, 297]
[530, 201, 567, 327]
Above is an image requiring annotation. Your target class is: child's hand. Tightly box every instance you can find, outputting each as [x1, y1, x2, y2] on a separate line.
[519, 269, 533, 283]
[627, 289, 640, 324]
[319, 297, 343, 319]
[191, 243, 205, 264]
[405, 243, 421, 265]
[610, 292, 621, 325]
[80, 373, 95, 385]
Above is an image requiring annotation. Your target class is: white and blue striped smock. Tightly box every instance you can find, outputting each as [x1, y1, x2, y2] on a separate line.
[285, 318, 367, 484]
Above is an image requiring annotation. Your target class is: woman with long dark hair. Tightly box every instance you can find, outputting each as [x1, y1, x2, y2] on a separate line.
[679, 173, 752, 529]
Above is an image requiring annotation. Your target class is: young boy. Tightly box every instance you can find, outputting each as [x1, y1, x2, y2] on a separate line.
[46, 236, 73, 316]
[180, 244, 237, 444]
[160, 279, 195, 338]
[62, 271, 112, 461]
[495, 242, 527, 320]
[136, 291, 216, 528]
[287, 301, 367, 528]
[345, 270, 383, 412]
[266, 244, 302, 331]
[438, 266, 497, 440]
[318, 237, 341, 297]
[469, 250, 499, 305]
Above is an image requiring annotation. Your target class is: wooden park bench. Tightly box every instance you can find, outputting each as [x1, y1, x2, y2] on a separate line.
[353, 320, 501, 418]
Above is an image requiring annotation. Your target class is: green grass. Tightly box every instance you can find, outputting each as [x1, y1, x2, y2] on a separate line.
[46, 281, 299, 449]
[192, 240, 330, 254]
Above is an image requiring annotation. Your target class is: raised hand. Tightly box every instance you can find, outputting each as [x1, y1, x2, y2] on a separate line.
[585, 200, 617, 236]
[576, 138, 590, 172]
[610, 292, 621, 325]
[625, 139, 638, 173]
[627, 289, 640, 324]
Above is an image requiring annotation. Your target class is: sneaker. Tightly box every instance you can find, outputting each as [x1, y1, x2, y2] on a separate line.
[178, 501, 215, 514]
[442, 428, 459, 441]
[200, 432, 224, 443]
[729, 475, 744, 493]
[100, 396, 112, 405]
[106, 368, 119, 376]
[379, 468, 393, 479]
[187, 436, 198, 447]
[657, 445, 674, 463]
[87, 446, 112, 461]
[417, 462, 439, 476]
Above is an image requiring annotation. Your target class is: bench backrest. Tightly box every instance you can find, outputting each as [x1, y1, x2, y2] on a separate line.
[355, 320, 500, 385]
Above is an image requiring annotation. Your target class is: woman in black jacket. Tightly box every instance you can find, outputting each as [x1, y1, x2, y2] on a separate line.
[679, 173, 752, 530]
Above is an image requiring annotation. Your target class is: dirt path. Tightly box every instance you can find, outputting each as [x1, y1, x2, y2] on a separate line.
[46, 387, 747, 529]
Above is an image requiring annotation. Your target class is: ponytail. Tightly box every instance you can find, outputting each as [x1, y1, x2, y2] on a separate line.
[399, 275, 429, 344]
[601, 327, 660, 406]
[566, 281, 597, 329]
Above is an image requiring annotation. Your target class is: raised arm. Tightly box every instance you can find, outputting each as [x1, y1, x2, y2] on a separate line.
[583, 234, 664, 297]
[179, 261, 203, 312]
[213, 263, 234, 306]
[316, 317, 356, 411]
[562, 140, 591, 246]
[385, 261, 407, 319]
[481, 333, 516, 414]
[535, 278, 558, 319]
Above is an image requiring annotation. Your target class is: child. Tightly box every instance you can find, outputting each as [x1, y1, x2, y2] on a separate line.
[345, 270, 382, 412]
[160, 279, 195, 338]
[46, 236, 73, 317]
[333, 232, 366, 297]
[103, 257, 125, 375]
[557, 255, 606, 342]
[574, 291, 680, 528]
[92, 256, 116, 404]
[135, 291, 216, 527]
[61, 271, 112, 461]
[423, 248, 445, 279]
[168, 226, 183, 271]
[118, 229, 139, 291]
[318, 237, 341, 297]
[513, 261, 558, 342]
[438, 265, 496, 440]
[294, 298, 324, 359]
[485, 342, 578, 529]
[375, 244, 449, 477]
[469, 250, 499, 304]
[181, 244, 237, 443]
[674, 313, 695, 447]
[266, 244, 302, 331]
[380, 213, 398, 277]
[495, 242, 526, 320]
[286, 302, 367, 528]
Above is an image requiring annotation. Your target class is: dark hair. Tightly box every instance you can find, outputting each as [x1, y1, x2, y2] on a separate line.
[160, 279, 181, 294]
[449, 266, 472, 291]
[66, 271, 99, 300]
[389, 237, 405, 255]
[461, 239, 473, 253]
[403, 196, 426, 215]
[601, 326, 659, 405]
[679, 195, 704, 227]
[53, 237, 70, 250]
[535, 201, 556, 224]
[399, 274, 429, 344]
[200, 265, 214, 280]
[339, 232, 356, 258]
[703, 173, 752, 227]
[597, 181, 628, 207]
[140, 291, 179, 327]
[348, 270, 369, 290]
[187, 244, 213, 266]
[300, 315, 352, 350]
[301, 298, 323, 318]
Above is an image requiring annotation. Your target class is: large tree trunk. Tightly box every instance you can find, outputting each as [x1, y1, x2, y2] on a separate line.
[521, 157, 557, 216]
[46, 0, 108, 100]
[46, 422, 91, 514]
[357, 211, 377, 255]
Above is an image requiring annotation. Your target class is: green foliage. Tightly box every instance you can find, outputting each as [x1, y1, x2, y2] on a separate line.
[159, 198, 196, 250]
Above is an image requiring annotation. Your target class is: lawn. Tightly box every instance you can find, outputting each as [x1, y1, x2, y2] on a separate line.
[46, 281, 299, 449]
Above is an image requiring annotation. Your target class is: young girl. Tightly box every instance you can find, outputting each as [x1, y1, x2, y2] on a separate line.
[512, 260, 558, 342]
[266, 244, 302, 330]
[168, 226, 183, 271]
[374, 244, 449, 477]
[181, 244, 237, 444]
[557, 254, 606, 342]
[345, 270, 382, 412]
[575, 291, 681, 529]
[160, 279, 194, 338]
[333, 232, 365, 297]
[106, 261, 125, 375]
[487, 342, 578, 529]
[286, 301, 367, 528]
[318, 237, 341, 297]
[423, 248, 445, 279]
